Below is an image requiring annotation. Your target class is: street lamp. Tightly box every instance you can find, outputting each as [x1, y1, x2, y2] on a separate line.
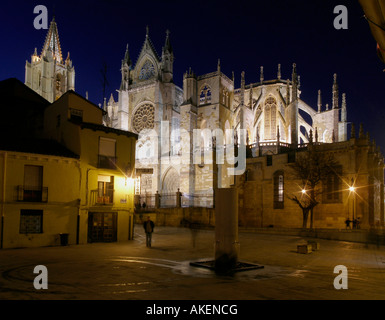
[349, 179, 356, 227]
[301, 189, 306, 194]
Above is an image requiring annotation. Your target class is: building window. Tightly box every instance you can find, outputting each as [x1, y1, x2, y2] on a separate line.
[266, 155, 273, 166]
[139, 60, 156, 80]
[199, 85, 212, 105]
[323, 169, 342, 203]
[97, 175, 114, 204]
[132, 103, 155, 133]
[287, 151, 296, 163]
[20, 165, 47, 202]
[264, 96, 277, 140]
[98, 137, 116, 169]
[274, 171, 284, 209]
[20, 210, 43, 234]
[70, 108, 83, 122]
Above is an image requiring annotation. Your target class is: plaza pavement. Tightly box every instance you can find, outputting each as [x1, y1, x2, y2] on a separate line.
[0, 224, 385, 301]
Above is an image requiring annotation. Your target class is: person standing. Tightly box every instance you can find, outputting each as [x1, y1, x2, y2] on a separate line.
[143, 216, 155, 247]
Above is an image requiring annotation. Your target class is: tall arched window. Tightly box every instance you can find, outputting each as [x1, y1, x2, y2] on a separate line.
[274, 170, 284, 209]
[199, 85, 212, 105]
[264, 96, 277, 140]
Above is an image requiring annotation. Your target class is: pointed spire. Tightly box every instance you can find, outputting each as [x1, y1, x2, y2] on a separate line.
[109, 93, 115, 104]
[286, 79, 290, 104]
[146, 25, 149, 38]
[260, 66, 264, 84]
[163, 29, 173, 54]
[341, 93, 347, 122]
[317, 90, 322, 112]
[359, 123, 364, 138]
[309, 129, 313, 144]
[122, 44, 131, 66]
[249, 83, 253, 108]
[291, 63, 298, 101]
[241, 71, 245, 107]
[332, 73, 339, 109]
[41, 17, 63, 63]
[277, 64, 281, 80]
[217, 59, 221, 73]
[351, 123, 356, 139]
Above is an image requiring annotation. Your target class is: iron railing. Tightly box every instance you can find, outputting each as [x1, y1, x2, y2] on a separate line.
[17, 186, 48, 202]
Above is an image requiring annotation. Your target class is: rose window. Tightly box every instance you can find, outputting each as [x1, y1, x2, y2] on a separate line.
[132, 104, 155, 133]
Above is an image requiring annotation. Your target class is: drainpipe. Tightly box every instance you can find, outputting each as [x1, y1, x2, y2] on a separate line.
[1, 152, 7, 249]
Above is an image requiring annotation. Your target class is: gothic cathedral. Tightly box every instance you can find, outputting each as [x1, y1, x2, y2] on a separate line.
[102, 28, 348, 201]
[24, 21, 349, 203]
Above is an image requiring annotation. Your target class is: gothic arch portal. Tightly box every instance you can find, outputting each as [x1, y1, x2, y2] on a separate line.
[161, 166, 180, 194]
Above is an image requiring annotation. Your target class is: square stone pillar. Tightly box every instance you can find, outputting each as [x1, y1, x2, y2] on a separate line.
[214, 188, 239, 272]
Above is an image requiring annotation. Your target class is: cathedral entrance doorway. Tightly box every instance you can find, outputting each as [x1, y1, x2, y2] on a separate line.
[161, 167, 180, 207]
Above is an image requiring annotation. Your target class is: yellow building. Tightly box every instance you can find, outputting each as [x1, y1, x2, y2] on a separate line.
[44, 90, 138, 244]
[0, 145, 80, 249]
[0, 80, 137, 248]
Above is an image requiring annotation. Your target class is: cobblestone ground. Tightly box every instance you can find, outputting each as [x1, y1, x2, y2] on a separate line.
[0, 225, 384, 300]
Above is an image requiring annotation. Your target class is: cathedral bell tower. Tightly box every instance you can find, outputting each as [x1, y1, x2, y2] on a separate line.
[25, 17, 75, 103]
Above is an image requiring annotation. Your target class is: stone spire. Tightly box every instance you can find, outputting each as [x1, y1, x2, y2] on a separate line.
[240, 71, 245, 130]
[359, 123, 364, 139]
[163, 29, 173, 54]
[120, 44, 131, 91]
[41, 17, 63, 63]
[260, 66, 264, 84]
[351, 123, 356, 139]
[286, 79, 290, 104]
[217, 59, 221, 73]
[277, 64, 281, 80]
[122, 44, 131, 67]
[241, 71, 245, 107]
[317, 90, 322, 112]
[249, 83, 253, 108]
[291, 63, 298, 101]
[341, 93, 347, 122]
[332, 73, 339, 109]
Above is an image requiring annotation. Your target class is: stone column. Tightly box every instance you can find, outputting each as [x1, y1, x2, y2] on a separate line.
[214, 188, 239, 272]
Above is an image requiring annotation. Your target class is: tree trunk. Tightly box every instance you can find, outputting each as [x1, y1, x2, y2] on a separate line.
[310, 208, 313, 229]
[302, 208, 310, 229]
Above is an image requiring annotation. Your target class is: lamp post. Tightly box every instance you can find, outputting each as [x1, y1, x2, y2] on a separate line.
[349, 178, 356, 228]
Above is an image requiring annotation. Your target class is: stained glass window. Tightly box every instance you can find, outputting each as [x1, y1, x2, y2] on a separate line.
[139, 61, 156, 80]
[132, 104, 155, 133]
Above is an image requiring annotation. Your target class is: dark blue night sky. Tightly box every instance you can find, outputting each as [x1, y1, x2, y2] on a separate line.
[1, 0, 384, 152]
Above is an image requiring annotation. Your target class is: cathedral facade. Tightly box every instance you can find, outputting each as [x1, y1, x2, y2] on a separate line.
[102, 29, 348, 201]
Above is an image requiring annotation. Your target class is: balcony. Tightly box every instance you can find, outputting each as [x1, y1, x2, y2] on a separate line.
[90, 189, 114, 206]
[17, 186, 48, 202]
[98, 155, 117, 169]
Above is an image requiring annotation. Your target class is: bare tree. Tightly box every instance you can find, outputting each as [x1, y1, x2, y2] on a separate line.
[288, 143, 339, 229]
